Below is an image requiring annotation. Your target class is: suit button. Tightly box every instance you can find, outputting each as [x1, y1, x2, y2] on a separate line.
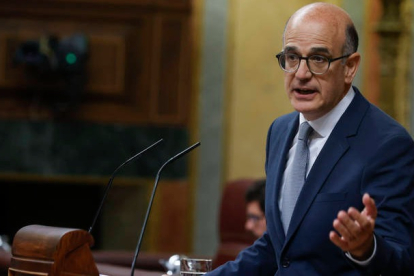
[282, 258, 290, 268]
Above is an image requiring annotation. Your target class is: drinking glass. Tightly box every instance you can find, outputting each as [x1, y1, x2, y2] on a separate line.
[180, 258, 212, 275]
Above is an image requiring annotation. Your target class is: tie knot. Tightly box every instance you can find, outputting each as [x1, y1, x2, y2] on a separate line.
[298, 121, 313, 141]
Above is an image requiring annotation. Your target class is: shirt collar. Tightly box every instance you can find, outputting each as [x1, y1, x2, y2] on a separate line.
[299, 87, 355, 138]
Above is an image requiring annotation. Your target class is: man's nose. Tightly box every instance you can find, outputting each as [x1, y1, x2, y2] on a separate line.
[245, 220, 253, 230]
[295, 59, 312, 79]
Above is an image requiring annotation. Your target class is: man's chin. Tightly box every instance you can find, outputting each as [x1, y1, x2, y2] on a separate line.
[291, 101, 316, 113]
[292, 104, 323, 120]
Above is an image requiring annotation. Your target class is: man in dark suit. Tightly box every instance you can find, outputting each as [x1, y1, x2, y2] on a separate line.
[206, 2, 414, 275]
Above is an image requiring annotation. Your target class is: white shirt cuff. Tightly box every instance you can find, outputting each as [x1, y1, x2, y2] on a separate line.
[345, 235, 377, 266]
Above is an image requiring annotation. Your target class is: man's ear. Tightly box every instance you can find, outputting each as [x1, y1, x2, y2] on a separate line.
[344, 53, 361, 84]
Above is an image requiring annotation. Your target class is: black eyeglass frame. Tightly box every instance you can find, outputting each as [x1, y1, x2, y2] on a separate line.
[275, 52, 353, 75]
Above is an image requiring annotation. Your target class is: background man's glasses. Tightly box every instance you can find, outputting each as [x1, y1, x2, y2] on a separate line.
[276, 52, 351, 75]
[246, 214, 265, 223]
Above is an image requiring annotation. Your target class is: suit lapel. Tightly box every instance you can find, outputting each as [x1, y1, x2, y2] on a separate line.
[282, 88, 370, 246]
[267, 114, 299, 248]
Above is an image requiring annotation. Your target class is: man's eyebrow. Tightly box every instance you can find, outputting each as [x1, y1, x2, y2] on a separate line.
[283, 46, 297, 52]
[282, 46, 331, 55]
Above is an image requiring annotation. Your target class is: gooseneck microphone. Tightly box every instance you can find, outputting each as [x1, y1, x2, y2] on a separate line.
[88, 138, 164, 234]
[130, 142, 201, 276]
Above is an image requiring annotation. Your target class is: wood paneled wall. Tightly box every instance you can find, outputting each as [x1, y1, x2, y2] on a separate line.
[0, 0, 192, 125]
[0, 0, 194, 254]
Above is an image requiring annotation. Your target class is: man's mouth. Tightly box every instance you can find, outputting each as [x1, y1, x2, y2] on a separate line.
[294, 88, 316, 95]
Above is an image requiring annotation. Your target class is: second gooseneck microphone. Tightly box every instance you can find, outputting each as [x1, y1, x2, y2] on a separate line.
[130, 141, 201, 276]
[88, 138, 164, 234]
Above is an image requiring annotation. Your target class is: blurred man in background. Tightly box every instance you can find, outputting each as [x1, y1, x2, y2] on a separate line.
[244, 179, 266, 238]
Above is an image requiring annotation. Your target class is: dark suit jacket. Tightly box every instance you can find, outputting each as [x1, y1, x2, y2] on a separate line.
[207, 88, 414, 275]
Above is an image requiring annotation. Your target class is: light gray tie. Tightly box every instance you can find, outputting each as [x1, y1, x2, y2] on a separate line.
[281, 121, 313, 234]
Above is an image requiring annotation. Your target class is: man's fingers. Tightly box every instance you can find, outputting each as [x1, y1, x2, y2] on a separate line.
[348, 208, 373, 231]
[331, 194, 377, 256]
[329, 231, 349, 251]
[334, 211, 358, 241]
[362, 193, 377, 219]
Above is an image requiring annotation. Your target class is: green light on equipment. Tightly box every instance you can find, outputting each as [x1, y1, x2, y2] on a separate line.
[65, 53, 77, 64]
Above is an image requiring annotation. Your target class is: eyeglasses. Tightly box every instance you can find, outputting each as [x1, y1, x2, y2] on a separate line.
[275, 52, 352, 75]
[246, 214, 265, 223]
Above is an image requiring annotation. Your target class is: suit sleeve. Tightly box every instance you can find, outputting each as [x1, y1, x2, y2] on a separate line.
[205, 231, 277, 276]
[358, 133, 414, 275]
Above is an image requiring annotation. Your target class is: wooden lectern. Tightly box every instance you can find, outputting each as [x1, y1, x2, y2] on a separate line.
[8, 225, 99, 276]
